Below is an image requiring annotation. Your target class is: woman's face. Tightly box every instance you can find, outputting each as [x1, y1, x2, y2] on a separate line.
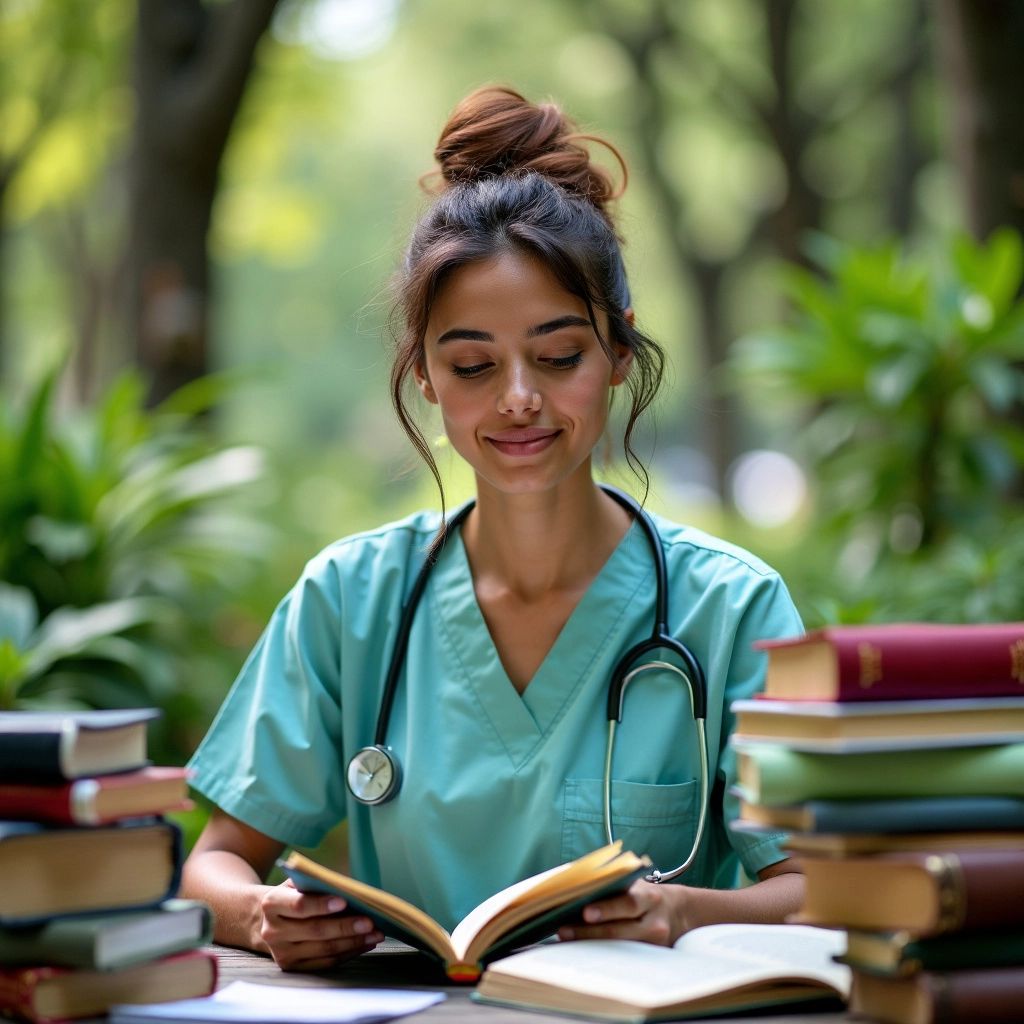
[416, 250, 631, 497]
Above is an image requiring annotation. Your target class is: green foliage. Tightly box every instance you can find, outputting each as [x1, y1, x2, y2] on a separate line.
[0, 366, 272, 757]
[734, 231, 1024, 625]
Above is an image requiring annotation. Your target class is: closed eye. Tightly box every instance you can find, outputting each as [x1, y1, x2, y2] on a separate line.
[546, 352, 583, 369]
[451, 362, 493, 378]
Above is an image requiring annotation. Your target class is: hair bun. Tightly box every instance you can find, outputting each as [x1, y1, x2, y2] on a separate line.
[431, 86, 625, 218]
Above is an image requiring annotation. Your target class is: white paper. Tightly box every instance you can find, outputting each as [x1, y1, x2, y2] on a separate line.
[109, 980, 445, 1024]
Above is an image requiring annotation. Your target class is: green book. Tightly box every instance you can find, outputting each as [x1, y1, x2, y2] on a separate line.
[735, 742, 1024, 806]
[841, 929, 1024, 976]
[0, 899, 212, 970]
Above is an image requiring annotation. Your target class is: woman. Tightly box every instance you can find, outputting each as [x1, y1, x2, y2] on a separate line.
[182, 86, 804, 971]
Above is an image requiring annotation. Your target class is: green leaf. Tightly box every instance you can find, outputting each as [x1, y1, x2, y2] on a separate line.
[25, 597, 164, 679]
[25, 516, 96, 563]
[0, 583, 38, 648]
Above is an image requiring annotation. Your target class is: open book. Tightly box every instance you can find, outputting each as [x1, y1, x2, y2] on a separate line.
[474, 923, 851, 1022]
[279, 841, 650, 982]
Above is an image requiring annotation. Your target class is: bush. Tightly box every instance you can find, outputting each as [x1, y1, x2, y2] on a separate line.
[734, 231, 1024, 625]
[0, 367, 273, 761]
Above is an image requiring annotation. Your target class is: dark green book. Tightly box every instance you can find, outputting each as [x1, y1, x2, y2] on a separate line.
[841, 929, 1024, 977]
[0, 900, 212, 969]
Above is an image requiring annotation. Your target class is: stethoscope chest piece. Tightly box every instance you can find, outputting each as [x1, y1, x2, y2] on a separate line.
[347, 744, 402, 805]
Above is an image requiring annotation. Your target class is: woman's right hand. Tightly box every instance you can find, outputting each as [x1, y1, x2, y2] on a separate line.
[258, 878, 385, 971]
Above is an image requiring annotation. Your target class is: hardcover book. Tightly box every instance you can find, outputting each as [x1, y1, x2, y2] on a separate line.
[0, 818, 182, 926]
[731, 696, 1024, 751]
[841, 929, 1024, 977]
[850, 965, 1024, 1024]
[281, 841, 650, 982]
[0, 709, 157, 784]
[0, 767, 191, 826]
[0, 950, 216, 1024]
[755, 622, 1024, 702]
[794, 848, 1024, 935]
[0, 900, 212, 970]
[735, 742, 1024, 806]
[735, 794, 1024, 834]
[474, 923, 850, 1022]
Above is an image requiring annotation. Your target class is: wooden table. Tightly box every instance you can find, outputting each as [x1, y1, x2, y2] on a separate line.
[209, 941, 852, 1023]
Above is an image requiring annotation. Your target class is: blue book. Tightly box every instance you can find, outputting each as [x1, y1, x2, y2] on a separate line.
[736, 794, 1024, 834]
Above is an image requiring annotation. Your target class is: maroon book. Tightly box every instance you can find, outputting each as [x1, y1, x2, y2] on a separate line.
[852, 965, 1024, 1024]
[755, 622, 1024, 701]
[0, 950, 217, 1024]
[0, 767, 191, 827]
[796, 847, 1024, 935]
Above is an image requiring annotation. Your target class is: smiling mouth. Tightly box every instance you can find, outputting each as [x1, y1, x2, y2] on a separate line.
[486, 429, 562, 457]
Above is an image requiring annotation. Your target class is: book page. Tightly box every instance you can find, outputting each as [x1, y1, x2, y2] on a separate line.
[449, 842, 623, 960]
[110, 981, 444, 1023]
[675, 923, 850, 996]
[482, 931, 849, 1009]
[450, 862, 567, 955]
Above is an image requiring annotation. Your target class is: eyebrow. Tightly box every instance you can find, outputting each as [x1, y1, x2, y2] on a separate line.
[436, 315, 593, 345]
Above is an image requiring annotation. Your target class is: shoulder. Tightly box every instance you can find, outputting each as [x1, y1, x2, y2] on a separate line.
[644, 510, 802, 638]
[647, 511, 782, 583]
[291, 509, 445, 602]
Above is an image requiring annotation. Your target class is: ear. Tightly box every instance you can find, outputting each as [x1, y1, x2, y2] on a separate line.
[610, 315, 634, 386]
[413, 359, 438, 405]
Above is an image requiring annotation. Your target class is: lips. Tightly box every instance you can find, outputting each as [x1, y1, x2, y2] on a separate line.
[485, 427, 562, 457]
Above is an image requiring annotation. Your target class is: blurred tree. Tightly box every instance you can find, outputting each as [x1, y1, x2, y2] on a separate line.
[0, 2, 120, 379]
[936, 0, 1024, 498]
[574, 0, 935, 500]
[935, 0, 1024, 242]
[128, 0, 281, 405]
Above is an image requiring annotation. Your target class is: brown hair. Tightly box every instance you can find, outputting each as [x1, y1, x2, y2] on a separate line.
[391, 86, 664, 523]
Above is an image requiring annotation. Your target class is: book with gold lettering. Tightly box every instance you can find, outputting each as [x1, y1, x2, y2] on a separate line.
[755, 622, 1024, 702]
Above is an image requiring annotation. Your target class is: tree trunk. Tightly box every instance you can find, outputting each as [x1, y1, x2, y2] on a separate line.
[128, 0, 279, 405]
[935, 0, 1024, 239]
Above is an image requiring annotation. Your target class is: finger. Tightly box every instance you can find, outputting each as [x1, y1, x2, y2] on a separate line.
[276, 931, 384, 971]
[560, 917, 671, 944]
[265, 887, 348, 920]
[263, 912, 376, 947]
[579, 891, 647, 925]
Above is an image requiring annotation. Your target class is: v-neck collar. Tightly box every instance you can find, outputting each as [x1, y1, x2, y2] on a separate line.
[429, 520, 653, 769]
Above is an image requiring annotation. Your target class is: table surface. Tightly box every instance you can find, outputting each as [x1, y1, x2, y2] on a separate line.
[206, 941, 852, 1023]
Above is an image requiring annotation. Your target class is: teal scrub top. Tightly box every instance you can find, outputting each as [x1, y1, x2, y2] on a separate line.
[188, 508, 803, 933]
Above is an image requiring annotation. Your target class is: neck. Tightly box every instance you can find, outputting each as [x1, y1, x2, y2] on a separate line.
[462, 472, 632, 601]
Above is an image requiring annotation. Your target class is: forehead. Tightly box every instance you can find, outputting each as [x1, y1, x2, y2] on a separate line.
[428, 250, 589, 326]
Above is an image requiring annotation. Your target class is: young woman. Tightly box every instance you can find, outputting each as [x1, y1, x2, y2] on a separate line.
[181, 86, 804, 971]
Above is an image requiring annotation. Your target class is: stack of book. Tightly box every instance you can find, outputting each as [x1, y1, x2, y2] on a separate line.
[731, 622, 1024, 1024]
[0, 709, 217, 1023]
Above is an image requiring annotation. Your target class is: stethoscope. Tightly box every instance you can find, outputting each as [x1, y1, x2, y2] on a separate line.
[345, 484, 709, 883]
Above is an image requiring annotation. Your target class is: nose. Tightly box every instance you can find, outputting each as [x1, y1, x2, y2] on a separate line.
[497, 361, 541, 416]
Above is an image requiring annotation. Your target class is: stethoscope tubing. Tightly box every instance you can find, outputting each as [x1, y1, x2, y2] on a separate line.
[355, 484, 710, 882]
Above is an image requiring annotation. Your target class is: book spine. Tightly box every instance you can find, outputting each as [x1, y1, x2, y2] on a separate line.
[745, 744, 1024, 805]
[0, 783, 77, 826]
[907, 933, 1024, 974]
[943, 851, 1024, 933]
[807, 796, 1024, 834]
[831, 627, 1024, 701]
[0, 967, 52, 1024]
[0, 734, 65, 785]
[926, 967, 1024, 1023]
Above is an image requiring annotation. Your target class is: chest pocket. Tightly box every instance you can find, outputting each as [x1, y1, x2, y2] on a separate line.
[560, 777, 698, 873]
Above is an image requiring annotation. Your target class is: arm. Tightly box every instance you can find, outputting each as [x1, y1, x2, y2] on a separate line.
[559, 858, 804, 945]
[181, 808, 383, 970]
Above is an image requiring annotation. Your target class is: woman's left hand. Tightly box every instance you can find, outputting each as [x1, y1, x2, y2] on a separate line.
[557, 879, 684, 946]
